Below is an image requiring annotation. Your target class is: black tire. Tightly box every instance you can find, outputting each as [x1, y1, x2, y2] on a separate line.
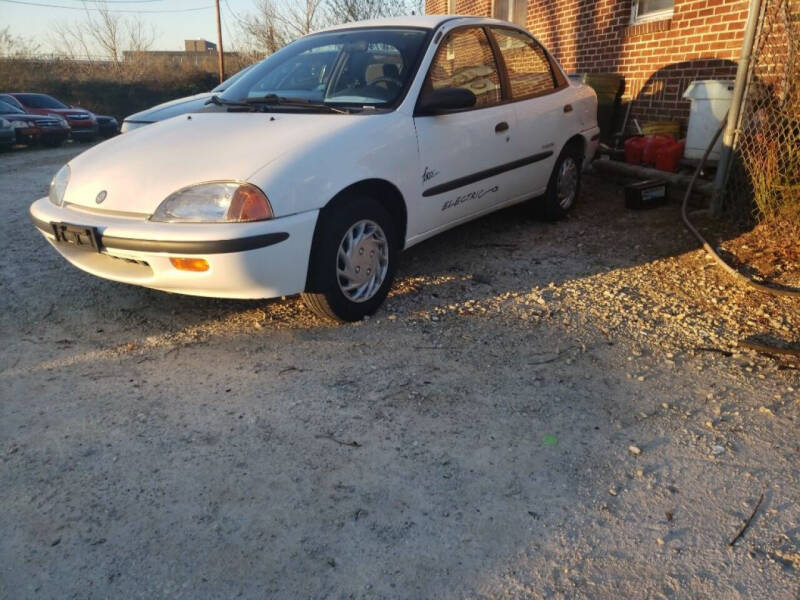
[302, 196, 399, 323]
[533, 143, 583, 221]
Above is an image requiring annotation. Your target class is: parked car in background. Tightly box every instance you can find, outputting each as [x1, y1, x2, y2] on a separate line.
[0, 98, 70, 147]
[120, 63, 258, 132]
[94, 115, 119, 138]
[0, 118, 15, 150]
[2, 93, 98, 141]
[30, 16, 599, 322]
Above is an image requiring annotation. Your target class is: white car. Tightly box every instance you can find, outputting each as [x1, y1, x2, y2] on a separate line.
[30, 15, 599, 322]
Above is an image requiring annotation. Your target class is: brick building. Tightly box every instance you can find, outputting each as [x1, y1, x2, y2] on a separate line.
[425, 0, 749, 128]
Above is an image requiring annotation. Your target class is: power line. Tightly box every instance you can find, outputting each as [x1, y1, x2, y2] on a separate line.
[0, 0, 212, 12]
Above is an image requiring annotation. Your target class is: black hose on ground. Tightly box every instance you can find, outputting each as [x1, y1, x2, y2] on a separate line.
[680, 115, 800, 298]
[679, 114, 800, 358]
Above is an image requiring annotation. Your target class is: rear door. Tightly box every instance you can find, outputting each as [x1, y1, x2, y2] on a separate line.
[412, 26, 523, 232]
[488, 27, 573, 197]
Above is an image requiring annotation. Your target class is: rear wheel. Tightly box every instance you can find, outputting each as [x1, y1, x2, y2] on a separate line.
[302, 197, 398, 322]
[534, 144, 583, 221]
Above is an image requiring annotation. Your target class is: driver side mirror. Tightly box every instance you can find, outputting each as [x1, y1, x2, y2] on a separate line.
[417, 87, 476, 115]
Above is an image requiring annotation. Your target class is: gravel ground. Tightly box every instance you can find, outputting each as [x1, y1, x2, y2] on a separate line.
[1, 144, 799, 599]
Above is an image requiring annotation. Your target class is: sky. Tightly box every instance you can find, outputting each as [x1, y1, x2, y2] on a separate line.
[1, 0, 265, 53]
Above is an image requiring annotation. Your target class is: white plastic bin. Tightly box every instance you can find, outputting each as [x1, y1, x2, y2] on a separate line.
[682, 79, 735, 160]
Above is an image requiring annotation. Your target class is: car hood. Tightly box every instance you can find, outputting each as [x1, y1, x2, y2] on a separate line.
[123, 93, 212, 123]
[62, 111, 362, 215]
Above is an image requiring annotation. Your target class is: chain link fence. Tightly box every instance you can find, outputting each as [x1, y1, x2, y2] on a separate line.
[724, 0, 800, 226]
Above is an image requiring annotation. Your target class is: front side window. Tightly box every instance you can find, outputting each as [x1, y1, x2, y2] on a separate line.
[493, 0, 528, 27]
[491, 28, 557, 99]
[632, 0, 674, 23]
[425, 27, 502, 109]
[222, 28, 428, 109]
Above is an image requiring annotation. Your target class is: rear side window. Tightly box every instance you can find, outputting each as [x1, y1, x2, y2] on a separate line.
[426, 27, 502, 109]
[490, 28, 557, 99]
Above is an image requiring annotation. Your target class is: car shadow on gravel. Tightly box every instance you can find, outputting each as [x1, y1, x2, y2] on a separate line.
[2, 173, 713, 368]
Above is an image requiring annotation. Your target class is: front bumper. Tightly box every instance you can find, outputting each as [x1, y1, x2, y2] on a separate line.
[69, 124, 98, 139]
[30, 198, 319, 299]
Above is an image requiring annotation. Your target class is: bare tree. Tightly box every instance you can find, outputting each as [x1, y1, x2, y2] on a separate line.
[279, 0, 327, 38]
[49, 1, 155, 68]
[0, 27, 41, 57]
[238, 0, 423, 56]
[327, 0, 422, 22]
[238, 0, 290, 55]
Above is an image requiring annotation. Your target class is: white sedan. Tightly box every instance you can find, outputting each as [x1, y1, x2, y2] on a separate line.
[31, 15, 599, 322]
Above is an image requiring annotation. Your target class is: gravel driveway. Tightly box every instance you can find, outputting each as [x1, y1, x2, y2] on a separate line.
[1, 144, 798, 599]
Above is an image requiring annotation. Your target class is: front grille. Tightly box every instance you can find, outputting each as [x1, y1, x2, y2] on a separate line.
[37, 119, 60, 127]
[68, 114, 90, 120]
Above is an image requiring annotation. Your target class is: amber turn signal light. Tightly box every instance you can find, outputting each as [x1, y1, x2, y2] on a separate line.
[170, 257, 210, 272]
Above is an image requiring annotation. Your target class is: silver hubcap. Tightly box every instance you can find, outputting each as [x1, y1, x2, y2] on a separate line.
[337, 220, 389, 303]
[557, 157, 579, 210]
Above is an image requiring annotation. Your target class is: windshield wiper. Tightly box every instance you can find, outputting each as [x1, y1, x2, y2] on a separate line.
[204, 94, 255, 109]
[244, 94, 350, 114]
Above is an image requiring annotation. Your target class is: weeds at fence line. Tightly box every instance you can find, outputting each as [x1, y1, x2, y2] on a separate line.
[725, 0, 800, 230]
[0, 53, 256, 120]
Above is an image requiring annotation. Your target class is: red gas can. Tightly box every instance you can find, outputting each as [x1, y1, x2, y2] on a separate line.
[655, 139, 686, 173]
[624, 136, 647, 165]
[642, 134, 675, 165]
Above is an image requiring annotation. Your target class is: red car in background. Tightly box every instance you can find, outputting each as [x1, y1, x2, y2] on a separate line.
[2, 93, 99, 141]
[0, 98, 70, 147]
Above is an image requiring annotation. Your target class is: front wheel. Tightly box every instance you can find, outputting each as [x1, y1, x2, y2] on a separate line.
[302, 197, 398, 322]
[534, 145, 583, 221]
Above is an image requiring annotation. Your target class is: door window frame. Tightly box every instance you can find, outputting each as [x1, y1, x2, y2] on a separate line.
[414, 24, 568, 116]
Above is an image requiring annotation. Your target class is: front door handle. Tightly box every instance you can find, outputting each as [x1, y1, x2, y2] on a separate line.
[495, 121, 509, 133]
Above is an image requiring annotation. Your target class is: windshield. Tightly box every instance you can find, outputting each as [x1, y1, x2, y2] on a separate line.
[211, 63, 257, 93]
[222, 28, 429, 109]
[0, 99, 25, 114]
[16, 94, 68, 109]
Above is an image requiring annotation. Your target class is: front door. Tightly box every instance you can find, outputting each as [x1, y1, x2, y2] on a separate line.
[413, 26, 524, 233]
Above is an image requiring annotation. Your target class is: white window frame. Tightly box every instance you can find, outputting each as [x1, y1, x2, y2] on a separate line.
[492, 0, 527, 27]
[447, 0, 456, 14]
[631, 0, 674, 24]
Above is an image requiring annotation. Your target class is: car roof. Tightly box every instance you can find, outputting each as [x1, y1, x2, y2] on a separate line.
[316, 14, 512, 33]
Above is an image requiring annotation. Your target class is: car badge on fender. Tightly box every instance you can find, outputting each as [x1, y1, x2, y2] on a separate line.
[95, 190, 107, 204]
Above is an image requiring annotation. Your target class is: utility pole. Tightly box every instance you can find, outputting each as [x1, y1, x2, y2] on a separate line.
[214, 0, 225, 84]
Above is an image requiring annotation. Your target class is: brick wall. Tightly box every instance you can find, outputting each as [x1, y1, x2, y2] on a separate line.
[426, 0, 749, 127]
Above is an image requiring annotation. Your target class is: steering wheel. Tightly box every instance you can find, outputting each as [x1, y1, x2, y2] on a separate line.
[369, 76, 403, 90]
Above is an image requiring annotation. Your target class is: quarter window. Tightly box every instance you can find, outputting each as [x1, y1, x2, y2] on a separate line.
[492, 0, 528, 26]
[491, 28, 557, 99]
[426, 28, 502, 109]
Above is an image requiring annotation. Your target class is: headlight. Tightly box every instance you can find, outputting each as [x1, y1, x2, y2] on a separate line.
[0, 118, 9, 129]
[150, 182, 274, 223]
[49, 165, 71, 207]
[11, 121, 30, 129]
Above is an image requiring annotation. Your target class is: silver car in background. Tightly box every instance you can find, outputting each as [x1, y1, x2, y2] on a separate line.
[120, 63, 258, 133]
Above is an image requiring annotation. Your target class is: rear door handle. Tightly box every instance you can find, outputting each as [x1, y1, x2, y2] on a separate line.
[563, 104, 573, 113]
[495, 121, 509, 133]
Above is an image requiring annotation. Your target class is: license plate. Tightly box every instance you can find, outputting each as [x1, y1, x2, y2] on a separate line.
[50, 222, 101, 252]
